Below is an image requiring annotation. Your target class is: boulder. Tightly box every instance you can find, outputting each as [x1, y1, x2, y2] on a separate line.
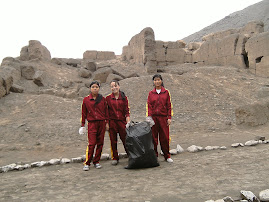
[10, 84, 24, 93]
[0, 77, 6, 97]
[92, 67, 113, 83]
[33, 71, 45, 86]
[21, 65, 35, 80]
[84, 60, 97, 72]
[259, 189, 269, 202]
[106, 73, 123, 83]
[20, 40, 51, 61]
[78, 69, 92, 78]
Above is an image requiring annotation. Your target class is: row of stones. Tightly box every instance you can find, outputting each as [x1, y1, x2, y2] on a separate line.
[205, 189, 269, 202]
[1, 138, 268, 173]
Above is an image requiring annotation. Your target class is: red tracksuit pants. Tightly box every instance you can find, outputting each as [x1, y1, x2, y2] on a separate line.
[84, 120, 106, 166]
[151, 116, 171, 160]
[109, 120, 128, 161]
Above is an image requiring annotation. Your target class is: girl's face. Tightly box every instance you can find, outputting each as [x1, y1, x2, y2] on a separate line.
[153, 77, 162, 88]
[90, 84, 100, 95]
[110, 82, 120, 95]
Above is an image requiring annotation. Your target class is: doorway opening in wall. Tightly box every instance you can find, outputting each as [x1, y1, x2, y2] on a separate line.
[255, 56, 263, 63]
[242, 53, 249, 68]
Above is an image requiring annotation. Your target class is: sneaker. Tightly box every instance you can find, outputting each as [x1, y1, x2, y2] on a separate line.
[111, 160, 118, 165]
[94, 163, 102, 169]
[166, 158, 173, 163]
[83, 165, 90, 171]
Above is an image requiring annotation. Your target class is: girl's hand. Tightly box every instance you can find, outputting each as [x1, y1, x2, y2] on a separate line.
[167, 119, 171, 126]
[106, 123, 109, 131]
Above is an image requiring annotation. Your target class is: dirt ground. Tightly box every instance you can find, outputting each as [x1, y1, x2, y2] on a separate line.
[0, 63, 269, 201]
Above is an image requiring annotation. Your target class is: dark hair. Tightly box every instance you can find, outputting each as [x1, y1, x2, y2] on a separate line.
[90, 81, 102, 105]
[152, 74, 164, 87]
[90, 81, 101, 88]
[110, 80, 126, 100]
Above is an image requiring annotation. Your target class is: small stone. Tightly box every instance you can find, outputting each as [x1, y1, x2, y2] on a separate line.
[49, 159, 60, 165]
[169, 149, 177, 155]
[187, 145, 203, 153]
[205, 146, 214, 151]
[259, 189, 269, 201]
[240, 190, 259, 202]
[14, 165, 25, 171]
[220, 146, 227, 150]
[231, 143, 244, 148]
[223, 196, 234, 202]
[71, 157, 83, 163]
[60, 158, 71, 164]
[244, 140, 259, 146]
[176, 144, 184, 153]
[215, 199, 225, 202]
[31, 161, 48, 167]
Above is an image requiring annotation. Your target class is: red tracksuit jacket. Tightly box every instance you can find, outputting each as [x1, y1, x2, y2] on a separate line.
[81, 94, 108, 126]
[106, 92, 130, 121]
[147, 86, 173, 119]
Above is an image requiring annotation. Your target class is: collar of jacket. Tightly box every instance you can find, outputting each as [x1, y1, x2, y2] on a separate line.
[111, 92, 122, 99]
[88, 93, 97, 100]
[152, 86, 165, 93]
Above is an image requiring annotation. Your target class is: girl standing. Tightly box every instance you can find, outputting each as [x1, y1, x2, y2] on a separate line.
[106, 80, 130, 165]
[146, 74, 174, 163]
[79, 81, 109, 171]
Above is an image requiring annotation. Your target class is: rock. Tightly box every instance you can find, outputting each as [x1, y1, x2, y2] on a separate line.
[205, 146, 214, 151]
[220, 146, 227, 150]
[21, 65, 35, 80]
[60, 158, 71, 164]
[78, 87, 90, 98]
[23, 164, 31, 169]
[92, 67, 113, 83]
[223, 196, 234, 202]
[259, 189, 269, 201]
[33, 71, 45, 86]
[231, 143, 244, 148]
[65, 91, 77, 99]
[119, 153, 128, 159]
[48, 159, 61, 165]
[215, 199, 225, 202]
[169, 149, 177, 155]
[71, 157, 83, 163]
[14, 165, 25, 171]
[187, 145, 203, 153]
[244, 140, 259, 146]
[176, 144, 184, 153]
[1, 73, 13, 95]
[100, 153, 110, 160]
[240, 190, 260, 202]
[1, 163, 17, 172]
[0, 76, 6, 98]
[205, 200, 215, 202]
[20, 40, 51, 61]
[84, 60, 97, 72]
[78, 68, 92, 78]
[106, 73, 123, 83]
[31, 161, 49, 167]
[10, 84, 24, 93]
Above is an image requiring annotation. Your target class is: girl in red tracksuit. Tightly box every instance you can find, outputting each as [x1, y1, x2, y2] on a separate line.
[147, 74, 174, 163]
[80, 81, 108, 171]
[106, 80, 130, 166]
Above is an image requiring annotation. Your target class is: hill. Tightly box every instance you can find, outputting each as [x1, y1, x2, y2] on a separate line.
[182, 0, 269, 43]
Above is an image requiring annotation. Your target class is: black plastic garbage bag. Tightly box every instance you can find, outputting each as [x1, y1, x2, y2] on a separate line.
[125, 121, 159, 169]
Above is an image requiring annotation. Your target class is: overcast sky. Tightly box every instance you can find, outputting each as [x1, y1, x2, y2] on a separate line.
[0, 0, 262, 62]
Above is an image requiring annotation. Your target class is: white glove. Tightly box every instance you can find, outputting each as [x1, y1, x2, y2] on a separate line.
[125, 122, 131, 129]
[146, 116, 155, 127]
[79, 127, 86, 135]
